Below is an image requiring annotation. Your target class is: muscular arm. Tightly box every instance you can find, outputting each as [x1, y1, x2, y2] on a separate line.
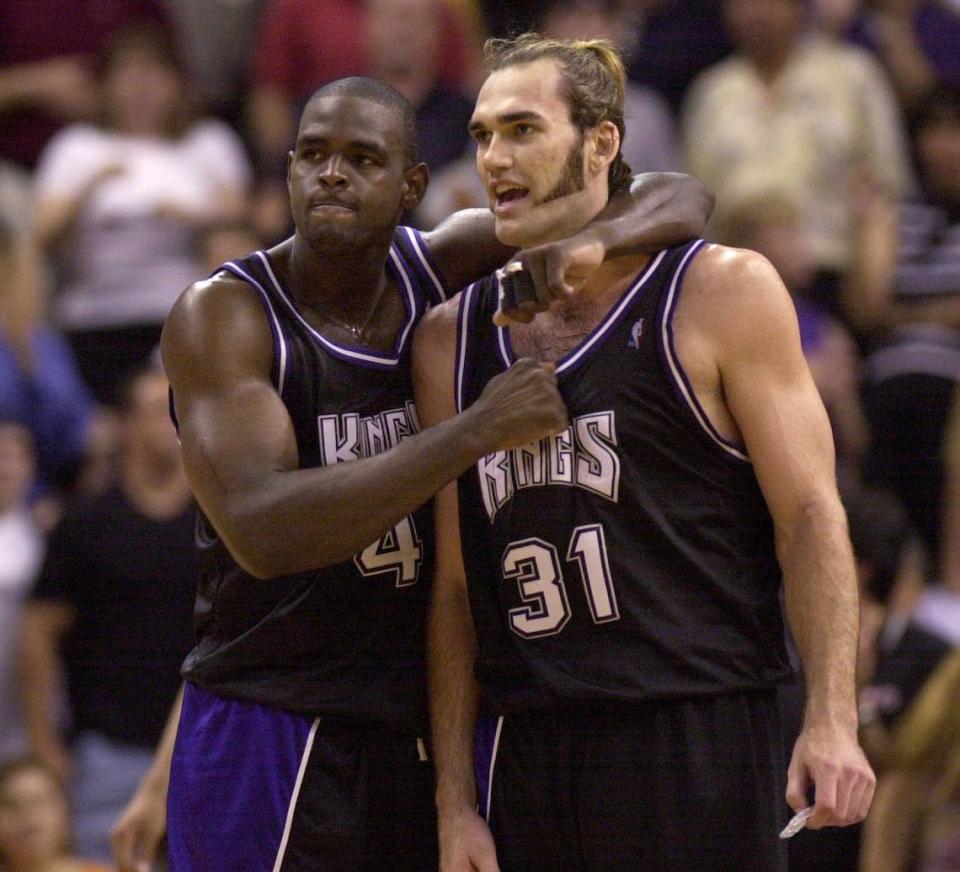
[679, 247, 874, 827]
[163, 275, 564, 580]
[413, 302, 498, 871]
[423, 172, 713, 294]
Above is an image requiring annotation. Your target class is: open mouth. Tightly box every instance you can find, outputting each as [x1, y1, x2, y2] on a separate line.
[494, 184, 529, 211]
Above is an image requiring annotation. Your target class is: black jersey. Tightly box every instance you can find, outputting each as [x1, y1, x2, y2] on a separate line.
[455, 240, 790, 713]
[178, 227, 447, 733]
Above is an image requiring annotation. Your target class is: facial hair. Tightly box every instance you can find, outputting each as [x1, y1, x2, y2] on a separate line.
[540, 136, 586, 205]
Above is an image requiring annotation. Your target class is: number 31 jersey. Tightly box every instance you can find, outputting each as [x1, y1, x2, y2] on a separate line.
[455, 240, 790, 713]
[177, 227, 446, 734]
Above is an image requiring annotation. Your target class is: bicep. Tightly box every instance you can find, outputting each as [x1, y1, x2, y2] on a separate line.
[162, 282, 298, 529]
[717, 261, 838, 528]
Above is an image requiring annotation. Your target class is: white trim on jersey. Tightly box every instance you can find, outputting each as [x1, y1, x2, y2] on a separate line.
[256, 249, 418, 368]
[456, 283, 479, 414]
[483, 716, 505, 823]
[660, 241, 751, 463]
[554, 249, 667, 375]
[387, 246, 422, 355]
[272, 717, 320, 872]
[403, 226, 447, 302]
[493, 250, 668, 374]
[223, 261, 290, 396]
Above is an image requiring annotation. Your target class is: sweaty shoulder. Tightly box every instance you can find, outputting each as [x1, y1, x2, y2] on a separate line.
[161, 270, 274, 388]
[681, 243, 796, 326]
[677, 243, 803, 366]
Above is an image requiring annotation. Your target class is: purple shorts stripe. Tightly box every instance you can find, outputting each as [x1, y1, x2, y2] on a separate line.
[167, 683, 315, 872]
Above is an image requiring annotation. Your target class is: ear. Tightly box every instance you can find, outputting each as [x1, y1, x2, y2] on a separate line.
[587, 121, 620, 176]
[401, 162, 430, 211]
[285, 150, 294, 187]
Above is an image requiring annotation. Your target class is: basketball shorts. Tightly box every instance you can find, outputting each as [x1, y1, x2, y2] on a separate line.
[167, 683, 437, 871]
[474, 690, 789, 872]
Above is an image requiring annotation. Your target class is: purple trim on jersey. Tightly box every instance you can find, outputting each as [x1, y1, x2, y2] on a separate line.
[167, 683, 318, 872]
[220, 260, 289, 396]
[455, 282, 481, 414]
[401, 226, 449, 305]
[473, 714, 504, 822]
[495, 250, 668, 377]
[254, 247, 417, 371]
[658, 240, 751, 463]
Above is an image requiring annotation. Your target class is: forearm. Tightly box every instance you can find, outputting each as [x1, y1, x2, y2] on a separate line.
[142, 685, 183, 797]
[218, 409, 490, 578]
[17, 620, 66, 748]
[780, 498, 860, 731]
[585, 172, 713, 258]
[430, 576, 481, 815]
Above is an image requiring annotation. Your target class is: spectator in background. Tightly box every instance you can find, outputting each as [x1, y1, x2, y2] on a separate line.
[0, 0, 171, 173]
[365, 0, 475, 179]
[0, 219, 94, 507]
[246, 0, 474, 240]
[682, 0, 914, 316]
[845, 85, 960, 579]
[625, 0, 733, 118]
[31, 23, 251, 407]
[17, 368, 197, 862]
[0, 756, 110, 872]
[860, 649, 960, 872]
[0, 424, 44, 764]
[816, 0, 960, 113]
[722, 194, 869, 476]
[162, 0, 268, 127]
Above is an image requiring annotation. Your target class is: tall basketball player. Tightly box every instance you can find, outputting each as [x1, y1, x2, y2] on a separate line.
[418, 35, 875, 872]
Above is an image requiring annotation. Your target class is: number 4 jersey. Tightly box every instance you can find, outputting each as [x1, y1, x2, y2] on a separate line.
[177, 227, 447, 734]
[455, 240, 790, 713]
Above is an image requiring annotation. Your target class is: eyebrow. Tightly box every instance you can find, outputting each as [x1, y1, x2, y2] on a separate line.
[468, 110, 546, 134]
[297, 134, 387, 155]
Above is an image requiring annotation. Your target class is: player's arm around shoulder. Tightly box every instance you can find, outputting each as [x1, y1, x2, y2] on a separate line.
[161, 271, 298, 578]
[678, 244, 876, 828]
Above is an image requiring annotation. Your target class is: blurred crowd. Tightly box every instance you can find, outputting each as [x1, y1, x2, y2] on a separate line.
[1, 0, 960, 870]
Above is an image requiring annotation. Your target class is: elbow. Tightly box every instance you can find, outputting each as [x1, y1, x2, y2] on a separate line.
[676, 175, 715, 238]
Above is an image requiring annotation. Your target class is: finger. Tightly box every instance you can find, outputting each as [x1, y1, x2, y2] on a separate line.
[851, 768, 877, 824]
[832, 769, 855, 825]
[510, 267, 540, 311]
[784, 758, 810, 813]
[542, 248, 575, 299]
[809, 767, 838, 829]
[522, 254, 553, 308]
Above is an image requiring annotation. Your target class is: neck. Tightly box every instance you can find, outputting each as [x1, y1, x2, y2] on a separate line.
[287, 232, 393, 314]
[747, 38, 800, 83]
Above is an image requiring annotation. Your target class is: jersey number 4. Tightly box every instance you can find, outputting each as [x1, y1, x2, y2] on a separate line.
[355, 515, 422, 587]
[503, 524, 619, 638]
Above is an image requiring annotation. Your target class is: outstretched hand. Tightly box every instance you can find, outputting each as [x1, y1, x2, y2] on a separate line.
[494, 234, 605, 325]
[786, 721, 876, 829]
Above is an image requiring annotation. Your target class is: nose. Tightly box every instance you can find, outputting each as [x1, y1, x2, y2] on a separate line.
[317, 155, 348, 188]
[479, 132, 513, 173]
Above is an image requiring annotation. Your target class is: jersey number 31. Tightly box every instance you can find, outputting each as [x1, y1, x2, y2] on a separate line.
[503, 524, 619, 638]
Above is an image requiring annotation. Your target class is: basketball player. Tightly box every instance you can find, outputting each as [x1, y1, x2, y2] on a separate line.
[417, 36, 875, 872]
[109, 75, 711, 872]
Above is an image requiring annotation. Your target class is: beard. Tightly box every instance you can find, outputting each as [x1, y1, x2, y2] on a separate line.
[540, 136, 586, 206]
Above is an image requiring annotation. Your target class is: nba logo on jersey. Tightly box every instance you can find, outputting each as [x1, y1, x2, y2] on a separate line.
[628, 318, 644, 348]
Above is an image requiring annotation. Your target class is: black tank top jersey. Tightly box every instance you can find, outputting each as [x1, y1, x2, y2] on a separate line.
[177, 226, 447, 733]
[455, 239, 790, 713]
